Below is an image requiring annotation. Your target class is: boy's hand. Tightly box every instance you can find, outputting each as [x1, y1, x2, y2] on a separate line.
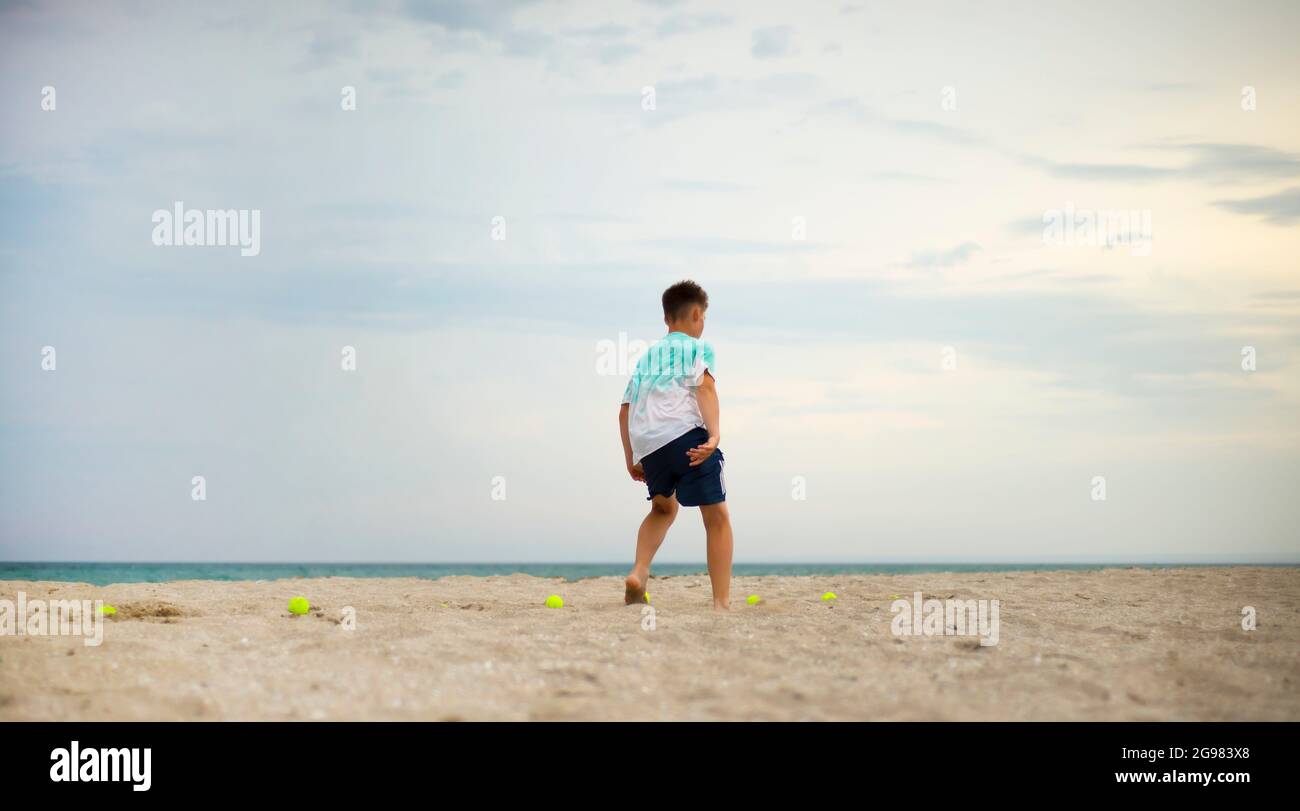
[686, 436, 719, 466]
[628, 462, 645, 481]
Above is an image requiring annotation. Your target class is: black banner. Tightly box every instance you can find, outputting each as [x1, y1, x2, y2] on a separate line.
[4, 722, 1287, 797]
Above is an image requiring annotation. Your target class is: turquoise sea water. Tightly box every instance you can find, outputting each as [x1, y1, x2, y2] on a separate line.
[0, 562, 1290, 586]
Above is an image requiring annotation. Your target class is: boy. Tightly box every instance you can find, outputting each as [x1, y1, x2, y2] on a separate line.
[619, 280, 733, 610]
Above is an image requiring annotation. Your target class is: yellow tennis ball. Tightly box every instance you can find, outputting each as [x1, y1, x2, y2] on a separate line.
[288, 596, 310, 615]
[545, 595, 564, 608]
[746, 595, 761, 605]
[821, 591, 838, 601]
[644, 591, 650, 605]
[99, 604, 117, 616]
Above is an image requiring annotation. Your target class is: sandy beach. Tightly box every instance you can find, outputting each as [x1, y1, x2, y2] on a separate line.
[2, 567, 1297, 721]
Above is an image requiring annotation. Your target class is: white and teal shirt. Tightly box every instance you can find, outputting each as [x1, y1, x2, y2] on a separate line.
[621, 332, 717, 464]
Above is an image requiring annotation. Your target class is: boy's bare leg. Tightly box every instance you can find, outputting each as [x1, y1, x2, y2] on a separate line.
[626, 494, 678, 604]
[699, 502, 733, 610]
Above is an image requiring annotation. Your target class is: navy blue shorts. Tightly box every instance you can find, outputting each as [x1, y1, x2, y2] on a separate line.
[640, 427, 726, 507]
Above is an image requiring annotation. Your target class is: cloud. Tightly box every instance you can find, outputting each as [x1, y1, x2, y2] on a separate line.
[630, 237, 825, 255]
[596, 42, 642, 64]
[656, 13, 731, 38]
[1019, 156, 1176, 181]
[1018, 142, 1300, 183]
[564, 23, 635, 39]
[751, 26, 794, 59]
[498, 27, 554, 57]
[558, 23, 642, 64]
[433, 69, 465, 88]
[400, 0, 554, 57]
[1141, 82, 1199, 93]
[1006, 217, 1047, 237]
[623, 73, 820, 127]
[760, 71, 821, 96]
[662, 179, 753, 192]
[402, 0, 531, 33]
[1251, 289, 1300, 301]
[1175, 143, 1300, 181]
[299, 29, 360, 70]
[821, 97, 1300, 186]
[1213, 187, 1300, 225]
[814, 98, 990, 148]
[865, 171, 945, 183]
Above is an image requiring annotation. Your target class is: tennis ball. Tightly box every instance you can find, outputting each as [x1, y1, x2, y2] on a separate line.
[821, 591, 838, 601]
[545, 594, 564, 608]
[99, 604, 117, 616]
[644, 591, 650, 605]
[746, 595, 761, 605]
[288, 596, 310, 615]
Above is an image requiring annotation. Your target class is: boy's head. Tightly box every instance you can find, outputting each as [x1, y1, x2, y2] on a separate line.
[662, 280, 709, 337]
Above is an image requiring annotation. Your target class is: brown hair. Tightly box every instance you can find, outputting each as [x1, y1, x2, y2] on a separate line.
[662, 280, 709, 321]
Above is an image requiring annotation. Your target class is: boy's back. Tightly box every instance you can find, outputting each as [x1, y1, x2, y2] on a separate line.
[618, 280, 733, 610]
[621, 331, 716, 465]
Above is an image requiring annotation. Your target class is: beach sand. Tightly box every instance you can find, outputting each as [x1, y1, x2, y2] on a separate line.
[2, 567, 1297, 721]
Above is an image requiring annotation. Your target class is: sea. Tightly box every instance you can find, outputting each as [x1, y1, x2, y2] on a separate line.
[0, 561, 1287, 586]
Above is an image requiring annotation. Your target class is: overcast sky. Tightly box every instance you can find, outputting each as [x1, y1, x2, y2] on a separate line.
[1, 0, 1298, 564]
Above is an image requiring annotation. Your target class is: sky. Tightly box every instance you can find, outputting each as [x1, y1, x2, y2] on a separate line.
[1, 0, 1297, 564]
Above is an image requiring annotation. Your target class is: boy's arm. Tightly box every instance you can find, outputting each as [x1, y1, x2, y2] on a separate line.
[686, 370, 720, 466]
[619, 403, 644, 481]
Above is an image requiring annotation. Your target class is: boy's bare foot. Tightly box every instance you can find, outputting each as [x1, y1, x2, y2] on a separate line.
[713, 600, 730, 611]
[624, 573, 648, 605]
